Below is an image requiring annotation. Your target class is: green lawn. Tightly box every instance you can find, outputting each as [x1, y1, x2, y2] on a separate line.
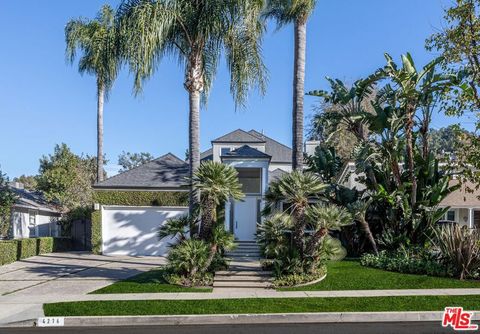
[92, 268, 212, 294]
[44, 295, 480, 316]
[281, 261, 480, 291]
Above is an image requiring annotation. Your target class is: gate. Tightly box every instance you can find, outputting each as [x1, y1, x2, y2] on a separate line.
[71, 219, 92, 251]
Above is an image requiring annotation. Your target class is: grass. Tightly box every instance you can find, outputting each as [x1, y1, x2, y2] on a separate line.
[92, 268, 212, 294]
[280, 261, 480, 291]
[44, 295, 480, 316]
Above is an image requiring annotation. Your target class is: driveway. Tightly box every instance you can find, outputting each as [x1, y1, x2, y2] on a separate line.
[0, 252, 165, 324]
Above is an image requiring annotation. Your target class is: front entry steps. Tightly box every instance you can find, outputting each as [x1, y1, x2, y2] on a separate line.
[213, 241, 273, 291]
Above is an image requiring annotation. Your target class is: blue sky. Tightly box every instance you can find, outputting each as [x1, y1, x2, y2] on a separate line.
[0, 0, 473, 178]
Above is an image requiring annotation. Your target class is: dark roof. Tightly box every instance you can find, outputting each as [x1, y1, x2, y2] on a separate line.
[200, 148, 213, 161]
[212, 129, 265, 143]
[248, 130, 292, 163]
[94, 153, 189, 190]
[221, 145, 271, 160]
[9, 186, 61, 213]
[268, 168, 287, 183]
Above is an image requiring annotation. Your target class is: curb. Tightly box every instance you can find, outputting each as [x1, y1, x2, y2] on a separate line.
[5, 311, 479, 328]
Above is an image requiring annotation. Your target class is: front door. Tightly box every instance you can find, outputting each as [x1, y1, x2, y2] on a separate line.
[233, 197, 258, 240]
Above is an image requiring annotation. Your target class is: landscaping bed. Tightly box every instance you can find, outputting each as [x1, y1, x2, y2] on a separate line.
[44, 295, 480, 316]
[280, 261, 480, 291]
[92, 268, 212, 294]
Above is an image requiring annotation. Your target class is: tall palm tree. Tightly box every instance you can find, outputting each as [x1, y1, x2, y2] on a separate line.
[117, 0, 267, 215]
[264, 0, 317, 170]
[65, 5, 120, 183]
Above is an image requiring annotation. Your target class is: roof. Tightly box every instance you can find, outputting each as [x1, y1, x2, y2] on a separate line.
[440, 180, 480, 207]
[94, 153, 189, 190]
[221, 145, 271, 160]
[248, 130, 292, 163]
[200, 148, 213, 161]
[212, 129, 265, 143]
[268, 168, 287, 183]
[10, 187, 61, 214]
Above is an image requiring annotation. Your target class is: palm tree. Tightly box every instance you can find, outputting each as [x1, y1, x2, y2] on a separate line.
[265, 170, 326, 259]
[117, 0, 267, 214]
[347, 199, 378, 255]
[192, 161, 244, 240]
[264, 0, 317, 170]
[65, 5, 120, 183]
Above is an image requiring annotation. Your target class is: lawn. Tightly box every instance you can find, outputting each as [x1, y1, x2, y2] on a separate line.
[92, 268, 212, 294]
[44, 295, 480, 316]
[280, 261, 480, 291]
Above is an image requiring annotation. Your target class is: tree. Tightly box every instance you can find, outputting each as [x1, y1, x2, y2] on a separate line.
[427, 0, 480, 112]
[117, 0, 267, 215]
[264, 0, 317, 170]
[427, 125, 470, 158]
[36, 144, 97, 211]
[12, 175, 38, 191]
[264, 171, 326, 260]
[118, 151, 154, 172]
[65, 5, 120, 183]
[0, 170, 16, 238]
[192, 161, 243, 241]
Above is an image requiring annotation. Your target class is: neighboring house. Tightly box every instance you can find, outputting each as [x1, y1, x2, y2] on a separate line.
[94, 129, 317, 256]
[338, 162, 480, 229]
[8, 182, 62, 239]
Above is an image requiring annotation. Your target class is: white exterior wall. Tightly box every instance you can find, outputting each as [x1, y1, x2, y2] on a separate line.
[443, 207, 476, 228]
[101, 206, 187, 256]
[11, 208, 60, 239]
[212, 143, 266, 162]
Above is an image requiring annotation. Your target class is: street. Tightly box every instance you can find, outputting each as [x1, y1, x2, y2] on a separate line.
[0, 322, 462, 334]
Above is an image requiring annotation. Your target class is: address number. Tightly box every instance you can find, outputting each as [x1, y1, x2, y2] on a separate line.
[37, 317, 65, 327]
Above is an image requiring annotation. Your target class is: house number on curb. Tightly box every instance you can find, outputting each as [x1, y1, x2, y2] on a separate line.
[37, 317, 64, 327]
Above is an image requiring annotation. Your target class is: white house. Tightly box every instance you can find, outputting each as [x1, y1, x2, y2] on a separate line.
[94, 129, 317, 256]
[8, 182, 62, 239]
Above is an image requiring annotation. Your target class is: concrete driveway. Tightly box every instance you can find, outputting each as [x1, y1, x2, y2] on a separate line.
[0, 252, 165, 324]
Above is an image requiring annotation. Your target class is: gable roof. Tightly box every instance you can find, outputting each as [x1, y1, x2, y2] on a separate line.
[248, 130, 292, 163]
[268, 168, 287, 183]
[94, 153, 189, 190]
[221, 145, 271, 160]
[200, 148, 213, 161]
[212, 129, 265, 143]
[440, 180, 480, 207]
[10, 186, 61, 214]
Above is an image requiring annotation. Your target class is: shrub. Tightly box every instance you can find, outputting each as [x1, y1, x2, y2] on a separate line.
[18, 238, 37, 259]
[360, 247, 452, 277]
[167, 239, 211, 286]
[38, 237, 54, 254]
[274, 266, 326, 288]
[432, 225, 480, 280]
[0, 240, 18, 265]
[93, 190, 188, 207]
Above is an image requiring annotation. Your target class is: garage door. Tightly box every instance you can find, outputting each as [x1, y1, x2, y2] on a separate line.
[102, 206, 188, 256]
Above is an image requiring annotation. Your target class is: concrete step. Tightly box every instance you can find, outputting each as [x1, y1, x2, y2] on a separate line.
[213, 281, 272, 288]
[234, 244, 260, 249]
[226, 252, 262, 257]
[214, 275, 272, 282]
[216, 270, 273, 276]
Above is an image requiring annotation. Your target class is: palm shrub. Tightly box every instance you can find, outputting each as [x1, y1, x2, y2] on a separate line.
[432, 225, 480, 280]
[166, 239, 211, 286]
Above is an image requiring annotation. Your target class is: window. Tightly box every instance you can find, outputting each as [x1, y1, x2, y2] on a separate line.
[446, 210, 455, 222]
[221, 147, 231, 156]
[28, 210, 37, 237]
[236, 168, 262, 194]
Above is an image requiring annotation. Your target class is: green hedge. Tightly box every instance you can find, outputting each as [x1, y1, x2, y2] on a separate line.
[91, 211, 102, 255]
[90, 190, 188, 254]
[0, 240, 18, 266]
[0, 237, 73, 266]
[93, 190, 189, 207]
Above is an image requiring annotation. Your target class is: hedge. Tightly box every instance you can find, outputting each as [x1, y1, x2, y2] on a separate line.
[91, 190, 189, 254]
[91, 211, 102, 255]
[93, 190, 188, 207]
[0, 237, 73, 266]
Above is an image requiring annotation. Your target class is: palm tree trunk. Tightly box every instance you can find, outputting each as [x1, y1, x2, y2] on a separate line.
[292, 205, 307, 259]
[292, 19, 307, 170]
[406, 104, 417, 207]
[97, 82, 105, 183]
[185, 52, 204, 217]
[359, 219, 378, 256]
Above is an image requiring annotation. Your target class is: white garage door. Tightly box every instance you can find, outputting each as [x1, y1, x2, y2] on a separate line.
[102, 206, 188, 256]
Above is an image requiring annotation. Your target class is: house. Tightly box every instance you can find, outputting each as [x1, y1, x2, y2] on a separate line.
[8, 182, 62, 239]
[94, 129, 316, 256]
[338, 162, 480, 229]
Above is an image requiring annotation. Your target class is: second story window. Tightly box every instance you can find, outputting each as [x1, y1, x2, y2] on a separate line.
[221, 147, 231, 156]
